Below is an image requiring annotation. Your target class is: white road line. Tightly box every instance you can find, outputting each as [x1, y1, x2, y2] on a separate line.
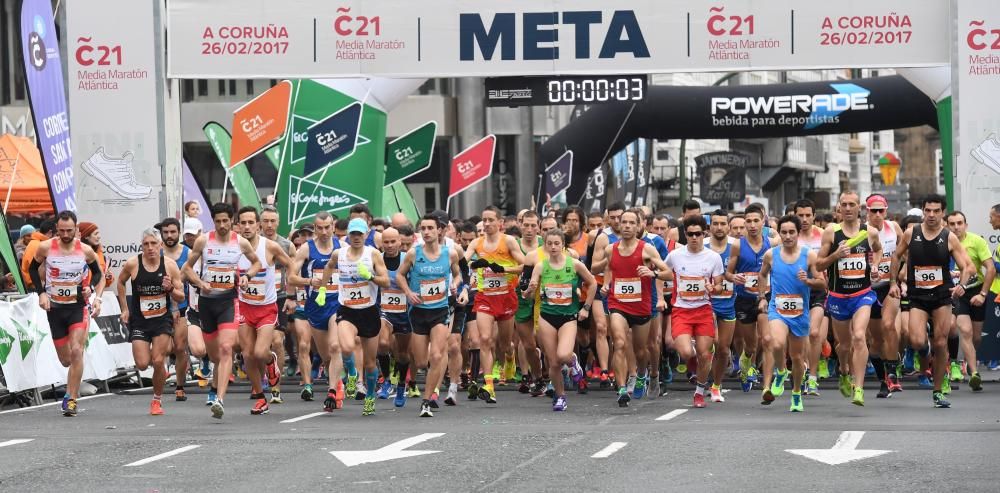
[591, 442, 627, 458]
[0, 439, 34, 448]
[0, 394, 112, 415]
[655, 409, 688, 421]
[280, 412, 326, 423]
[124, 445, 201, 467]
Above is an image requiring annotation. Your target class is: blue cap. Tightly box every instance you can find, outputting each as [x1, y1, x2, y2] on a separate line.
[347, 218, 368, 235]
[19, 224, 35, 237]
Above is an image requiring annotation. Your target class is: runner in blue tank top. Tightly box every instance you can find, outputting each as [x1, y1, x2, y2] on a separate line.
[705, 210, 737, 402]
[758, 215, 826, 412]
[157, 217, 196, 402]
[725, 203, 771, 391]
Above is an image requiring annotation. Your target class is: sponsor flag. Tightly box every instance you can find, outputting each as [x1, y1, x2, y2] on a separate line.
[0, 207, 25, 293]
[695, 151, 748, 205]
[385, 121, 437, 186]
[204, 121, 261, 209]
[634, 140, 652, 207]
[539, 150, 573, 213]
[18, 0, 75, 211]
[304, 102, 362, 176]
[230, 80, 291, 167]
[447, 135, 496, 210]
[275, 80, 386, 235]
[382, 181, 421, 226]
[182, 157, 213, 227]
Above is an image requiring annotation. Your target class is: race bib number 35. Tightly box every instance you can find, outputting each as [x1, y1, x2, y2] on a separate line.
[775, 294, 804, 317]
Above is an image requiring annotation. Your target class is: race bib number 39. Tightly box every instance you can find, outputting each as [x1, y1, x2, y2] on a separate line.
[482, 273, 509, 296]
[837, 254, 867, 279]
[614, 277, 642, 302]
[914, 266, 943, 289]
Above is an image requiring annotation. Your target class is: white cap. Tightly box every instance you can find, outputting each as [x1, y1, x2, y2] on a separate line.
[906, 208, 923, 218]
[183, 217, 203, 235]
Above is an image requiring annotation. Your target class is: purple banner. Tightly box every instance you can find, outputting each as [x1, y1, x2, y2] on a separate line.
[19, 0, 75, 211]
[544, 150, 573, 199]
[182, 158, 212, 227]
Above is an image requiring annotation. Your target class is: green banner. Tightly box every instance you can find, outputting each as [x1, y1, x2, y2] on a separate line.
[276, 80, 387, 236]
[264, 144, 281, 171]
[385, 121, 437, 186]
[203, 122, 261, 210]
[382, 181, 421, 226]
[936, 96, 953, 207]
[0, 210, 25, 293]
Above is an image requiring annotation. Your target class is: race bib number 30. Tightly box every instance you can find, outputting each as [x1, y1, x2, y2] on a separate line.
[775, 294, 804, 317]
[50, 282, 78, 304]
[914, 266, 943, 289]
[837, 254, 867, 279]
[614, 277, 642, 302]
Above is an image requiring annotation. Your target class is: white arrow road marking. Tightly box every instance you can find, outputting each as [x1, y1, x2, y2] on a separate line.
[331, 433, 445, 467]
[0, 439, 34, 448]
[280, 412, 327, 424]
[591, 442, 627, 458]
[785, 431, 893, 465]
[124, 445, 201, 467]
[655, 409, 688, 421]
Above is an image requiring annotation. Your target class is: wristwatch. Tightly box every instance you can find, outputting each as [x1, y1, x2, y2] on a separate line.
[583, 304, 592, 312]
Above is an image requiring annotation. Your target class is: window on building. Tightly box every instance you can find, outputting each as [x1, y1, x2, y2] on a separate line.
[217, 80, 225, 95]
[246, 80, 255, 96]
[197, 79, 208, 97]
[656, 149, 670, 162]
[182, 79, 194, 102]
[228, 79, 237, 95]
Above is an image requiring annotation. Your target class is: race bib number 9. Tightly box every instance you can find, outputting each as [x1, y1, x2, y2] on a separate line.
[543, 283, 573, 306]
[914, 266, 943, 289]
[614, 277, 642, 302]
[837, 254, 867, 279]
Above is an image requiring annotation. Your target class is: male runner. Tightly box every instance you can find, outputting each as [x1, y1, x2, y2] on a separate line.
[794, 199, 830, 395]
[398, 214, 465, 417]
[117, 228, 185, 415]
[602, 210, 672, 407]
[381, 227, 415, 407]
[668, 200, 703, 245]
[865, 194, 906, 398]
[349, 204, 383, 249]
[706, 210, 736, 402]
[758, 216, 826, 411]
[889, 195, 973, 408]
[158, 218, 195, 401]
[318, 218, 391, 416]
[182, 203, 261, 419]
[29, 211, 105, 416]
[465, 206, 525, 404]
[726, 204, 771, 392]
[816, 192, 883, 406]
[235, 207, 293, 415]
[513, 211, 544, 391]
[664, 215, 723, 408]
[288, 212, 346, 411]
[946, 210, 994, 392]
[587, 202, 626, 387]
[260, 206, 298, 403]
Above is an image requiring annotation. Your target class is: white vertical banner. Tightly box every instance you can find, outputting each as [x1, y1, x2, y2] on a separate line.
[67, 0, 164, 281]
[954, 0, 1000, 249]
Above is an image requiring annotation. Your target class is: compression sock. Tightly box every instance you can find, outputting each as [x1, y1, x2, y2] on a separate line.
[343, 354, 357, 377]
[377, 353, 391, 382]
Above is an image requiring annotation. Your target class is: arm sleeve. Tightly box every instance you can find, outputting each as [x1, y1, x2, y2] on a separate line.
[88, 261, 103, 288]
[28, 258, 44, 294]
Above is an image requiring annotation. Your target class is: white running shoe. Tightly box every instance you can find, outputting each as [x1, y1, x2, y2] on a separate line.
[971, 134, 1000, 176]
[81, 147, 152, 199]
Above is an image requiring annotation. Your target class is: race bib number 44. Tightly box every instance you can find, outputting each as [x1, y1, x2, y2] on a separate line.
[614, 277, 642, 302]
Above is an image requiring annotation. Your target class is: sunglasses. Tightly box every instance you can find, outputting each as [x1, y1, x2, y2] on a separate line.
[869, 209, 886, 214]
[685, 230, 705, 237]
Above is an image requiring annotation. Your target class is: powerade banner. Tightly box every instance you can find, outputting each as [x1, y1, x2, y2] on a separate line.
[581, 164, 608, 213]
[203, 121, 261, 210]
[18, 0, 75, 212]
[695, 151, 748, 204]
[540, 76, 938, 202]
[276, 80, 386, 236]
[633, 139, 652, 207]
[166, 0, 950, 79]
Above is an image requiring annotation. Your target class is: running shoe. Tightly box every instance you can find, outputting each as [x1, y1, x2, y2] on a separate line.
[301, 384, 314, 401]
[950, 361, 964, 382]
[746, 366, 760, 385]
[479, 384, 497, 404]
[459, 372, 470, 391]
[61, 397, 77, 417]
[544, 382, 555, 398]
[194, 367, 211, 381]
[838, 375, 852, 398]
[886, 373, 903, 393]
[420, 400, 433, 417]
[917, 372, 933, 389]
[693, 392, 706, 408]
[805, 378, 820, 396]
[362, 396, 376, 416]
[285, 359, 297, 378]
[445, 389, 457, 406]
[577, 377, 589, 394]
[761, 389, 774, 405]
[553, 395, 567, 411]
[206, 389, 217, 406]
[530, 380, 546, 397]
[394, 381, 409, 407]
[617, 387, 631, 407]
[211, 400, 225, 419]
[817, 359, 830, 379]
[356, 382, 367, 401]
[676, 362, 688, 374]
[865, 362, 875, 376]
[270, 389, 283, 404]
[266, 352, 281, 387]
[740, 370, 751, 393]
[932, 392, 951, 408]
[941, 378, 952, 395]
[648, 378, 660, 399]
[771, 369, 788, 397]
[902, 349, 915, 374]
[467, 381, 480, 401]
[569, 354, 585, 384]
[407, 383, 421, 398]
[430, 390, 440, 409]
[626, 374, 637, 396]
[346, 374, 358, 397]
[251, 397, 269, 415]
[970, 372, 983, 392]
[633, 375, 647, 400]
[518, 375, 531, 394]
[663, 366, 673, 384]
[377, 381, 392, 400]
[877, 382, 891, 399]
[175, 389, 187, 402]
[789, 392, 804, 412]
[852, 386, 865, 406]
[503, 357, 517, 382]
[988, 360, 1000, 371]
[324, 389, 338, 412]
[710, 385, 725, 403]
[599, 371, 610, 388]
[150, 399, 164, 416]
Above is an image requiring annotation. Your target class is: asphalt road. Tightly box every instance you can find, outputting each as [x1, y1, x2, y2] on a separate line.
[2, 378, 999, 492]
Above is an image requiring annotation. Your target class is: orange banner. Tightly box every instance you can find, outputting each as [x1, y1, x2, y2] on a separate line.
[229, 80, 292, 167]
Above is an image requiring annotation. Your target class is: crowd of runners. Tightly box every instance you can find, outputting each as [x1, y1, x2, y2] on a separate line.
[25, 193, 1000, 418]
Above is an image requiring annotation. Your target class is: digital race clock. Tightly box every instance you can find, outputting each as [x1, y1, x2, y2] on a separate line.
[485, 75, 647, 107]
